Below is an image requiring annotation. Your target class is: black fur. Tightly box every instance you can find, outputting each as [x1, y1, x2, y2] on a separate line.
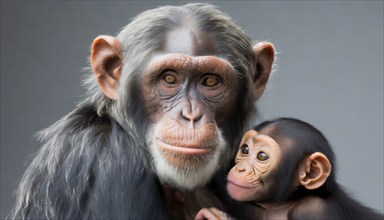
[257, 118, 383, 220]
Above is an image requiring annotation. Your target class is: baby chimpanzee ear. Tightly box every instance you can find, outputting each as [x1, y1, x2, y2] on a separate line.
[299, 152, 332, 190]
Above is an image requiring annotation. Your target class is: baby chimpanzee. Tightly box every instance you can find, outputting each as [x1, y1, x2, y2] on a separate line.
[196, 118, 383, 220]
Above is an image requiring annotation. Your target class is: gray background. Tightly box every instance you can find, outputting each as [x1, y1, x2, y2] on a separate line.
[1, 1, 383, 218]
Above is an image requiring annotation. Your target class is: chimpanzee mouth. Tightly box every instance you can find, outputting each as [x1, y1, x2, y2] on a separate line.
[227, 179, 258, 189]
[155, 139, 214, 155]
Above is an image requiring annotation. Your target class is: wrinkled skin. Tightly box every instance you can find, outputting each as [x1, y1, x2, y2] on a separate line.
[138, 27, 237, 189]
[227, 130, 281, 202]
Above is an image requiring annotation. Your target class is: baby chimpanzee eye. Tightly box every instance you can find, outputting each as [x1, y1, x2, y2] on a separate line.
[240, 145, 249, 155]
[257, 151, 269, 161]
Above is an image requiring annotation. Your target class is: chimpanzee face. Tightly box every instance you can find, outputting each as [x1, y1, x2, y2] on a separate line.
[227, 130, 282, 201]
[91, 18, 275, 190]
[142, 27, 238, 189]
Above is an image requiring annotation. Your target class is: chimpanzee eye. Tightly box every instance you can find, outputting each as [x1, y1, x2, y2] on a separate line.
[240, 145, 249, 155]
[257, 151, 269, 161]
[202, 75, 220, 87]
[162, 73, 177, 84]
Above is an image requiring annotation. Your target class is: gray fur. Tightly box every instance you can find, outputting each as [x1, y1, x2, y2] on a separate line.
[9, 3, 261, 219]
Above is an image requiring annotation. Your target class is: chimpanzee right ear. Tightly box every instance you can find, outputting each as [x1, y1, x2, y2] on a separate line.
[91, 35, 123, 100]
[253, 42, 275, 100]
[299, 152, 332, 190]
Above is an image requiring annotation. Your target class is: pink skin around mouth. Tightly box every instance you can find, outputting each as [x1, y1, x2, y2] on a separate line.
[227, 179, 258, 201]
[227, 179, 256, 189]
[156, 139, 213, 155]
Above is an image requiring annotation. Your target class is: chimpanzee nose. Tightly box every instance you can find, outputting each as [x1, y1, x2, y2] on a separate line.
[235, 162, 253, 176]
[182, 108, 203, 123]
[179, 100, 209, 129]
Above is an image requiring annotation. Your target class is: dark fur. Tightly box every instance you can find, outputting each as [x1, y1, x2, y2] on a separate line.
[9, 104, 169, 219]
[9, 3, 261, 219]
[256, 118, 383, 220]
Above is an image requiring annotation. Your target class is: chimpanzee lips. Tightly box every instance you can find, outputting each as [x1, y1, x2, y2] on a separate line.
[227, 179, 258, 189]
[156, 139, 213, 155]
[156, 120, 217, 155]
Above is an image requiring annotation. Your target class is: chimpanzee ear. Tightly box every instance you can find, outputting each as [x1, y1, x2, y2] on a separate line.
[299, 152, 332, 190]
[91, 35, 123, 100]
[253, 42, 275, 100]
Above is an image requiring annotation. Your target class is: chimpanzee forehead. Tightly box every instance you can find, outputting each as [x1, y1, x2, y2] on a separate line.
[164, 26, 217, 56]
[239, 130, 297, 160]
[240, 130, 280, 150]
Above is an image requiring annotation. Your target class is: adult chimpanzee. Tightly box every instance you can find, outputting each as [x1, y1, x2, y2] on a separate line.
[196, 118, 383, 220]
[8, 3, 275, 220]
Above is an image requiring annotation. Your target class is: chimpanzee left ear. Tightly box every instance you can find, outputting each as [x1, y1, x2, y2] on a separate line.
[253, 42, 275, 100]
[299, 152, 332, 190]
